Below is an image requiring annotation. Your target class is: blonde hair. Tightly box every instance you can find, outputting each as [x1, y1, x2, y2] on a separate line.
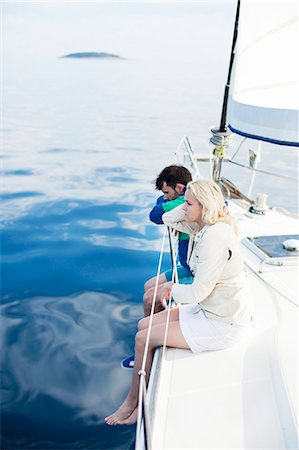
[187, 179, 238, 235]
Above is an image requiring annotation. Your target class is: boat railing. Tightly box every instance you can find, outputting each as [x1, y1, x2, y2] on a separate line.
[227, 137, 297, 198]
[135, 225, 179, 450]
[175, 135, 201, 180]
[176, 135, 297, 211]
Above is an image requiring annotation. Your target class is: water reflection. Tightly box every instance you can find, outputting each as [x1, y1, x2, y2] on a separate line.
[1, 160, 157, 223]
[1, 292, 141, 448]
[85, 233, 161, 251]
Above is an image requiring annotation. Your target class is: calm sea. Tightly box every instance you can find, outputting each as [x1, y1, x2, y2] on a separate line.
[1, 55, 298, 450]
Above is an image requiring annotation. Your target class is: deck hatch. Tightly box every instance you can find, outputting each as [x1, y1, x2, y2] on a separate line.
[243, 234, 299, 261]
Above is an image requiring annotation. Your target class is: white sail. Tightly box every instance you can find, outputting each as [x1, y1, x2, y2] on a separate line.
[228, 2, 299, 146]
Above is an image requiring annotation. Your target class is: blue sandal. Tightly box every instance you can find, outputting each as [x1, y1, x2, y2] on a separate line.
[121, 354, 135, 369]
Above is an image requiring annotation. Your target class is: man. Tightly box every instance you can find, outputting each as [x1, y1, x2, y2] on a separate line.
[121, 165, 193, 369]
[143, 165, 194, 316]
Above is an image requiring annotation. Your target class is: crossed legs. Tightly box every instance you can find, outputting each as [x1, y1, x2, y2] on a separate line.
[105, 307, 190, 425]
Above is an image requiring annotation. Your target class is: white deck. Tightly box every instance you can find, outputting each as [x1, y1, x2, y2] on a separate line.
[148, 203, 298, 450]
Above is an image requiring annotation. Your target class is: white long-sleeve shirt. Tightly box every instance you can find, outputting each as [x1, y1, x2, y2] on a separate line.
[163, 204, 253, 325]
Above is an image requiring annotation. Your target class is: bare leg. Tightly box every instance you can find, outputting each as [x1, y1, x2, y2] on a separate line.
[118, 407, 138, 425]
[144, 273, 167, 293]
[143, 282, 171, 317]
[105, 308, 189, 426]
[138, 305, 179, 331]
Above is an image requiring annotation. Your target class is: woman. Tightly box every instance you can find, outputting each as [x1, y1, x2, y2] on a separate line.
[105, 179, 253, 426]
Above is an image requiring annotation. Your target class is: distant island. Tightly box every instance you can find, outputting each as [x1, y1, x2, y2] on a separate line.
[60, 52, 124, 59]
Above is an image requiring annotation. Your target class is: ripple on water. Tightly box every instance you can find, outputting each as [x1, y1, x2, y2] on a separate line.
[1, 191, 44, 200]
[0, 292, 142, 428]
[2, 169, 34, 176]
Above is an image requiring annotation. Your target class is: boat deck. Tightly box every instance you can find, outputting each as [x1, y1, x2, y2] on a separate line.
[148, 202, 298, 450]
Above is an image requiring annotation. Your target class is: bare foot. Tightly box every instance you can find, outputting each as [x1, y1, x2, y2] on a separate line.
[105, 400, 136, 426]
[117, 407, 138, 425]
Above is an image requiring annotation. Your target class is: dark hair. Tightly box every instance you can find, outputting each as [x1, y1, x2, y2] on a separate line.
[155, 165, 192, 190]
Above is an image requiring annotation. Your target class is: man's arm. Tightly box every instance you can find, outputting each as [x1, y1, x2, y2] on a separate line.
[149, 195, 166, 224]
[163, 203, 198, 235]
[149, 195, 185, 225]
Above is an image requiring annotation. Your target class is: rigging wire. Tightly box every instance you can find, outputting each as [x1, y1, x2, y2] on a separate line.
[228, 160, 297, 182]
[230, 136, 247, 160]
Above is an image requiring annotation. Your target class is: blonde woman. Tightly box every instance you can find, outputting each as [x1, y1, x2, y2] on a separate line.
[105, 179, 253, 426]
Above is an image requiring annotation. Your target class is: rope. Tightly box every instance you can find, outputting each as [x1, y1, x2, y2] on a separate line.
[168, 227, 179, 284]
[161, 286, 175, 361]
[136, 227, 167, 448]
[162, 227, 179, 360]
[136, 226, 180, 448]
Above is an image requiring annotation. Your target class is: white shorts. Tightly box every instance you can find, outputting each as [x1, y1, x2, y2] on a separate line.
[179, 304, 251, 354]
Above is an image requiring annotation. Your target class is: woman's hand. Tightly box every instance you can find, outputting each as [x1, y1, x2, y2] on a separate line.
[159, 282, 174, 309]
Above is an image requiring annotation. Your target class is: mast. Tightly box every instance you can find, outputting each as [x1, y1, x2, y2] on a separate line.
[211, 0, 240, 182]
[219, 0, 240, 132]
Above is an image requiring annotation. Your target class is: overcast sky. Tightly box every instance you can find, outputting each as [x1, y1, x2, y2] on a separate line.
[2, 1, 237, 61]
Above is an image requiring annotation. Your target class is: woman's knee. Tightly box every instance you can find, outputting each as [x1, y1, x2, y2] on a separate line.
[138, 317, 148, 331]
[144, 277, 155, 292]
[143, 287, 151, 300]
[143, 288, 154, 308]
[135, 330, 146, 350]
[144, 273, 166, 292]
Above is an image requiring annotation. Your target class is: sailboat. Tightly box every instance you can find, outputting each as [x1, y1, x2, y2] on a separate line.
[135, 2, 298, 449]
